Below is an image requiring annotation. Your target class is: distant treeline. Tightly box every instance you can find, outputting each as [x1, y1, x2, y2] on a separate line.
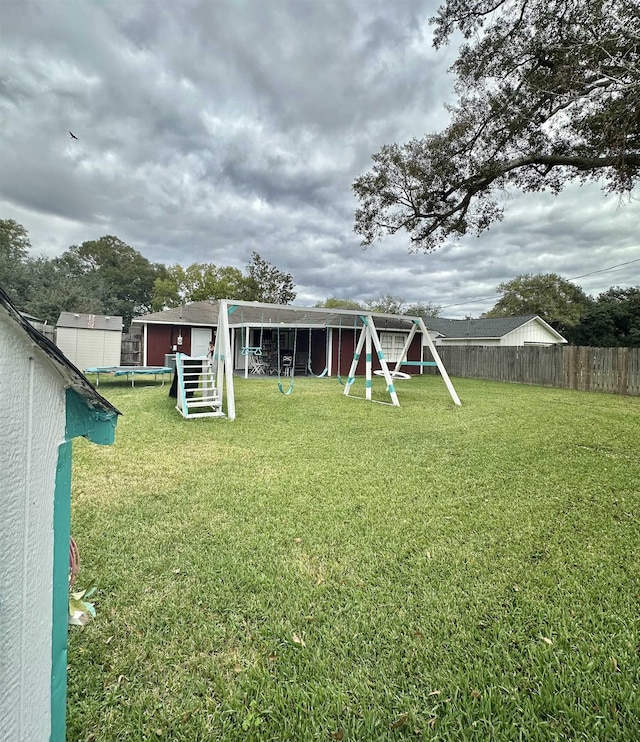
[0, 219, 295, 329]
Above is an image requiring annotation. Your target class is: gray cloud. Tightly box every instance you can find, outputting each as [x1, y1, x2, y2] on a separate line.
[0, 0, 637, 318]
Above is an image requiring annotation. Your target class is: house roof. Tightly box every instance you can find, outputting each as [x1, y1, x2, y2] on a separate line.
[57, 312, 124, 331]
[133, 300, 419, 331]
[424, 315, 565, 340]
[20, 311, 43, 323]
[133, 302, 219, 326]
[1, 288, 120, 415]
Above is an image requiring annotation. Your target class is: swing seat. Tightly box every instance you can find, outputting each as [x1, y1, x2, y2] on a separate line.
[277, 379, 294, 395]
[374, 369, 411, 380]
[308, 363, 328, 378]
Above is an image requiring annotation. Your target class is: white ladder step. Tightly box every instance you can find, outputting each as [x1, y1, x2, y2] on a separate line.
[176, 406, 225, 419]
[186, 399, 222, 408]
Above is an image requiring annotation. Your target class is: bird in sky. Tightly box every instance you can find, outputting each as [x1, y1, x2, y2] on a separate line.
[69, 131, 78, 140]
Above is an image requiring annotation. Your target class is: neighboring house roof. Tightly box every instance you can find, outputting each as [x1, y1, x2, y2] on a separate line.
[1, 288, 120, 415]
[424, 315, 566, 342]
[133, 300, 418, 331]
[20, 311, 44, 323]
[56, 312, 124, 332]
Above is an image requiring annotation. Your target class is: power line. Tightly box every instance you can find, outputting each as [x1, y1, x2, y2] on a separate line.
[440, 294, 500, 309]
[439, 257, 640, 310]
[567, 257, 640, 281]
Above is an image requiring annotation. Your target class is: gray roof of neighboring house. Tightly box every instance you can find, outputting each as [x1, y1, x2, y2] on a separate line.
[20, 311, 43, 323]
[132, 300, 418, 331]
[424, 315, 543, 338]
[57, 312, 124, 331]
[1, 288, 120, 415]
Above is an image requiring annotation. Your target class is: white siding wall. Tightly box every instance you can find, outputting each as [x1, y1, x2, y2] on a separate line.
[440, 338, 501, 346]
[501, 322, 559, 346]
[56, 327, 121, 369]
[0, 314, 66, 742]
[423, 331, 441, 346]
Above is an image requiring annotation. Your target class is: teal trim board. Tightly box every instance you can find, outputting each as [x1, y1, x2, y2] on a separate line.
[51, 390, 119, 741]
[65, 389, 117, 446]
[51, 441, 72, 742]
[399, 361, 438, 366]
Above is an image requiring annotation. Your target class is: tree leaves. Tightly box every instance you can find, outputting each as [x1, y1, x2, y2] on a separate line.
[246, 251, 297, 305]
[354, 0, 640, 251]
[483, 273, 593, 331]
[1, 220, 298, 325]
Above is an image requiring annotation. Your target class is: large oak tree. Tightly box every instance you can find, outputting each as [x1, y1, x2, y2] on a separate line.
[65, 236, 168, 328]
[354, 0, 640, 251]
[482, 272, 592, 331]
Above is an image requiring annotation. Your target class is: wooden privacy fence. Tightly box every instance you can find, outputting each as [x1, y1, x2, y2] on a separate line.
[29, 321, 55, 343]
[120, 331, 142, 366]
[431, 345, 640, 396]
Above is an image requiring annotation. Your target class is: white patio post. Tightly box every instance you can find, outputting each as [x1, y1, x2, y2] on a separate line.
[244, 326, 250, 379]
[218, 301, 236, 420]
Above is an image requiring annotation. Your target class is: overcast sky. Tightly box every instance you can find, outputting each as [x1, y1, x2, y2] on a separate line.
[1, 0, 638, 317]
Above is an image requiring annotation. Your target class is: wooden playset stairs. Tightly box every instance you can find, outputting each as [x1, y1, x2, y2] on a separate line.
[175, 354, 224, 419]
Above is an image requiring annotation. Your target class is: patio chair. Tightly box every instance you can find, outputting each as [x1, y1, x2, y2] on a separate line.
[249, 354, 270, 375]
[281, 354, 293, 377]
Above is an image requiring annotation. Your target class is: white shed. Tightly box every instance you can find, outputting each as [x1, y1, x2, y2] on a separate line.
[56, 312, 123, 370]
[1, 288, 120, 742]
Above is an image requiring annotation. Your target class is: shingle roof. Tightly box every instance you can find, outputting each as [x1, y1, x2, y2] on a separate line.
[133, 302, 218, 326]
[424, 315, 539, 338]
[133, 300, 417, 331]
[1, 288, 120, 415]
[57, 312, 124, 331]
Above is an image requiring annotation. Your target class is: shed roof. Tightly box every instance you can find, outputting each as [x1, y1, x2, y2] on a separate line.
[133, 300, 420, 331]
[57, 312, 124, 331]
[1, 288, 120, 415]
[424, 315, 556, 339]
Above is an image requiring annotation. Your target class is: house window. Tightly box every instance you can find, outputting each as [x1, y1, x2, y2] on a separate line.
[379, 332, 409, 362]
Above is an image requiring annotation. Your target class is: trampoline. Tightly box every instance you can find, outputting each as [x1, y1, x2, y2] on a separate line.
[83, 366, 173, 387]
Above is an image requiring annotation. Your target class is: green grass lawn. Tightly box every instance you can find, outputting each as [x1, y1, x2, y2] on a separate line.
[67, 375, 640, 741]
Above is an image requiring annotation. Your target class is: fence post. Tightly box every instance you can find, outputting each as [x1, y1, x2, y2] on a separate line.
[618, 347, 628, 395]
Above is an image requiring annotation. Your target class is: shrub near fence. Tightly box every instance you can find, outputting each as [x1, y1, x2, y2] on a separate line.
[432, 345, 640, 396]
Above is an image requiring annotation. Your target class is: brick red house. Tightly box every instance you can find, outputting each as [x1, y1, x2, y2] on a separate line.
[131, 300, 426, 377]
